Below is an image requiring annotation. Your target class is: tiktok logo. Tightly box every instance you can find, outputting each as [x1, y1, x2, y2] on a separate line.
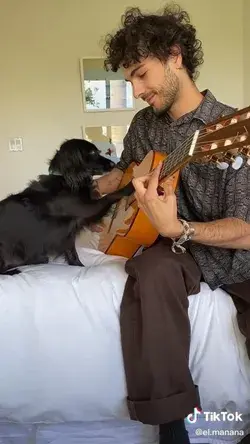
[186, 407, 202, 423]
[186, 408, 243, 423]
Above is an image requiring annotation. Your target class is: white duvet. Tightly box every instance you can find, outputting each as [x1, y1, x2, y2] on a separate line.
[0, 246, 249, 442]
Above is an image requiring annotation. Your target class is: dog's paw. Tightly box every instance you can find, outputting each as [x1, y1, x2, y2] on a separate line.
[2, 268, 21, 276]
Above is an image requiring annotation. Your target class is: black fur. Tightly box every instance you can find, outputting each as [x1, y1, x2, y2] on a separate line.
[0, 138, 134, 275]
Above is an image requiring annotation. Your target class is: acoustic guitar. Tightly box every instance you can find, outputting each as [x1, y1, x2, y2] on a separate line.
[98, 107, 250, 258]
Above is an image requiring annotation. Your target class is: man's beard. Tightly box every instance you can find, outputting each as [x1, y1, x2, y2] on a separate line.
[152, 66, 179, 116]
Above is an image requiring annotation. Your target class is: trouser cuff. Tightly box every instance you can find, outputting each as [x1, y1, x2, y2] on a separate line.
[127, 385, 200, 425]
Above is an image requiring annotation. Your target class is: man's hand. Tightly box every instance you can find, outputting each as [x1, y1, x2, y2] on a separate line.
[89, 223, 104, 233]
[132, 162, 183, 238]
[133, 162, 250, 249]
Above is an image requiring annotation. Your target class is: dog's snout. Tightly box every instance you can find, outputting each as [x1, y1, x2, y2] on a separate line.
[102, 157, 115, 171]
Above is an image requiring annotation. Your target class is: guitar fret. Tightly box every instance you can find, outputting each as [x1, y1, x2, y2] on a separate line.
[159, 135, 194, 180]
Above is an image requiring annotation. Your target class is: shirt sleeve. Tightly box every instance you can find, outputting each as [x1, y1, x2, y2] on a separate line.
[115, 115, 138, 172]
[222, 161, 250, 283]
[223, 161, 250, 222]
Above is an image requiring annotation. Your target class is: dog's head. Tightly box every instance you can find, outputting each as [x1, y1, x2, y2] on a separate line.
[48, 138, 115, 190]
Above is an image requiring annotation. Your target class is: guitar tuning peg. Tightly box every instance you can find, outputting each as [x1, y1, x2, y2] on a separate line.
[224, 153, 236, 163]
[240, 135, 247, 142]
[241, 147, 250, 165]
[231, 155, 244, 170]
[210, 154, 229, 170]
[216, 161, 229, 170]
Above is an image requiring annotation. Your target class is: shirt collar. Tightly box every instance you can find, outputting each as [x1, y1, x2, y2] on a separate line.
[192, 89, 218, 124]
[163, 89, 218, 126]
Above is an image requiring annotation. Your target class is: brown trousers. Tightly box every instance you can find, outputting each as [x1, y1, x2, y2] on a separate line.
[119, 238, 250, 425]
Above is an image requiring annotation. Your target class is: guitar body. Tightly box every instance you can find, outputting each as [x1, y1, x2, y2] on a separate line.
[98, 151, 180, 258]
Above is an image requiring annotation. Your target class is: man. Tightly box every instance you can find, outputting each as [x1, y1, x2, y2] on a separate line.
[94, 4, 250, 444]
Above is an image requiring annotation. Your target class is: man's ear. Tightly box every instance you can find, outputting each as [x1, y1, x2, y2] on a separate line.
[169, 45, 182, 69]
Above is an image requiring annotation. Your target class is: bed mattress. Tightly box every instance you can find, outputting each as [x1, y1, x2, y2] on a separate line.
[0, 247, 249, 443]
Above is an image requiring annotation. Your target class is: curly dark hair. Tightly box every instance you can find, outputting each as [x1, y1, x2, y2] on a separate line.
[103, 3, 204, 80]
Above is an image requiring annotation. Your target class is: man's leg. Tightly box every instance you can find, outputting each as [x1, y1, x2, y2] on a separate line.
[223, 279, 250, 359]
[120, 238, 202, 440]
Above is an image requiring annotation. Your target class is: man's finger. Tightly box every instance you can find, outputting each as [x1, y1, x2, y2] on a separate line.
[162, 177, 175, 197]
[133, 173, 151, 186]
[134, 191, 143, 208]
[145, 162, 162, 198]
[132, 175, 149, 197]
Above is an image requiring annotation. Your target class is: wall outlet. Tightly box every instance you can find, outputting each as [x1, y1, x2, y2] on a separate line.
[9, 137, 23, 152]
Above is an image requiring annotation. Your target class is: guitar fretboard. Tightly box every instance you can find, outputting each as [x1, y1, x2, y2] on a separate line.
[159, 132, 195, 180]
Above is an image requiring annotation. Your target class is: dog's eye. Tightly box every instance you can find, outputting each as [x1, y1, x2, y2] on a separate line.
[89, 150, 100, 157]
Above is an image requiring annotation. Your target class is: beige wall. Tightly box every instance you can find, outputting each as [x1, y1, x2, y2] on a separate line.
[0, 0, 244, 198]
[243, 0, 250, 106]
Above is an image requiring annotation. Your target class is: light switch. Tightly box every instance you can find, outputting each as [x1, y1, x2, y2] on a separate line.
[9, 137, 23, 152]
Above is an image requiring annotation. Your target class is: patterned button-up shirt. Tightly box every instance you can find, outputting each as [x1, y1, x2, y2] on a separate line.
[116, 90, 250, 290]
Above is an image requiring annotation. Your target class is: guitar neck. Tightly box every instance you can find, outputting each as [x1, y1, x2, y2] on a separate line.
[159, 131, 198, 181]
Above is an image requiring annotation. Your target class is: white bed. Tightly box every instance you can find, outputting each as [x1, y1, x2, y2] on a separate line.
[0, 245, 249, 444]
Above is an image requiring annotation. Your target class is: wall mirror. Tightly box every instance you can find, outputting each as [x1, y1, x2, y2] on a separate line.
[80, 58, 134, 112]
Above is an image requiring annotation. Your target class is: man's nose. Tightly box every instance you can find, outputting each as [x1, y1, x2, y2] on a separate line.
[132, 82, 145, 100]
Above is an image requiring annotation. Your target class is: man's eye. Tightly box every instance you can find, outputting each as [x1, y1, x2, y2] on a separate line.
[139, 72, 146, 78]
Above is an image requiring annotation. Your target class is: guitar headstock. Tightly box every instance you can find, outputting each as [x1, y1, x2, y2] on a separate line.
[189, 106, 250, 170]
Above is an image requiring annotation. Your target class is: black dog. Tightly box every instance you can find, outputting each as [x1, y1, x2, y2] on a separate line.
[0, 138, 134, 275]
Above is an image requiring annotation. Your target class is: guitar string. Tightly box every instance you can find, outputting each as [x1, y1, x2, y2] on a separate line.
[167, 113, 250, 158]
[162, 136, 248, 173]
[160, 121, 250, 178]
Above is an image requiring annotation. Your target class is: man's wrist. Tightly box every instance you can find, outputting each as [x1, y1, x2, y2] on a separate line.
[160, 220, 184, 239]
[161, 219, 195, 254]
[176, 219, 195, 241]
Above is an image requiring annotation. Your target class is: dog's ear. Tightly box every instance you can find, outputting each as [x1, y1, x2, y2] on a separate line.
[48, 150, 60, 173]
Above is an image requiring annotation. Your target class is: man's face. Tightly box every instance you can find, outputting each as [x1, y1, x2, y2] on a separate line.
[123, 56, 180, 115]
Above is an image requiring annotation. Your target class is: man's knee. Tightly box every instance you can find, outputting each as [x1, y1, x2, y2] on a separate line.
[125, 239, 201, 296]
[125, 240, 181, 276]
